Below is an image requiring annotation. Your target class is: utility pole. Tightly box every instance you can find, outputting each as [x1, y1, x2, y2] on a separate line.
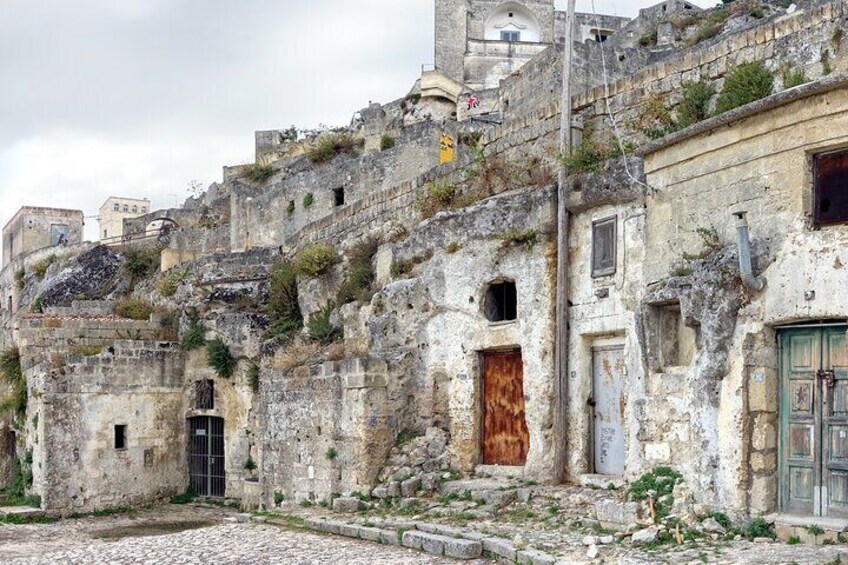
[554, 0, 576, 485]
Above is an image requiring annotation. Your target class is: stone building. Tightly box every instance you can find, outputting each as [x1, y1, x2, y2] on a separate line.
[2, 207, 84, 267]
[2, 0, 848, 531]
[98, 197, 151, 243]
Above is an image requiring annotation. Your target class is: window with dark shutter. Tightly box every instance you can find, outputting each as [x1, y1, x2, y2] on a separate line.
[196, 380, 214, 410]
[333, 187, 345, 207]
[814, 150, 848, 227]
[592, 216, 617, 277]
[114, 425, 127, 450]
[484, 281, 518, 322]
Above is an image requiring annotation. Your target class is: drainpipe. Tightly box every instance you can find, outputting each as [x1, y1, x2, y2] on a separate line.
[732, 211, 766, 292]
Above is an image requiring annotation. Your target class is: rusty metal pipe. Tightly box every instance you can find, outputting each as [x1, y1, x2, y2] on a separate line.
[733, 211, 766, 292]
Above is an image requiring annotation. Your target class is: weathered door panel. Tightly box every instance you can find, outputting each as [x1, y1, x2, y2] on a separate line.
[481, 351, 529, 466]
[592, 346, 626, 476]
[824, 328, 848, 517]
[189, 416, 226, 498]
[780, 327, 848, 517]
[780, 330, 819, 515]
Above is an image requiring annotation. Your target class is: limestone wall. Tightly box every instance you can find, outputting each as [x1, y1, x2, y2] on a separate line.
[258, 358, 393, 504]
[639, 80, 848, 514]
[34, 341, 185, 514]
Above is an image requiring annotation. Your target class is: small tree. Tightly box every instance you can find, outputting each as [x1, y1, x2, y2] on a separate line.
[714, 62, 774, 115]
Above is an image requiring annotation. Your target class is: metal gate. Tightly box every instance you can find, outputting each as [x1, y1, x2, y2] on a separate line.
[780, 326, 848, 517]
[481, 350, 529, 466]
[189, 416, 225, 498]
[592, 346, 626, 476]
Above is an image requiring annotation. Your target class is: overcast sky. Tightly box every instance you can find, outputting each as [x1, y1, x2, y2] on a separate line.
[0, 0, 713, 243]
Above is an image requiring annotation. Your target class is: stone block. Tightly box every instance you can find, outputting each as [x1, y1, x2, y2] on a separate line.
[422, 535, 445, 556]
[516, 549, 557, 565]
[402, 530, 426, 550]
[752, 416, 777, 451]
[443, 537, 483, 559]
[595, 499, 640, 529]
[751, 451, 776, 473]
[380, 529, 400, 545]
[750, 475, 777, 513]
[483, 538, 517, 561]
[358, 526, 384, 542]
[338, 523, 360, 538]
[401, 477, 421, 497]
[631, 527, 660, 546]
[332, 497, 364, 513]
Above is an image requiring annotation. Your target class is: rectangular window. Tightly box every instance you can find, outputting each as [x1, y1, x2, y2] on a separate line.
[114, 204, 120, 211]
[103, 230, 108, 239]
[814, 149, 848, 227]
[50, 224, 69, 246]
[333, 187, 345, 207]
[592, 216, 617, 277]
[196, 379, 214, 410]
[114, 425, 127, 449]
[501, 31, 521, 42]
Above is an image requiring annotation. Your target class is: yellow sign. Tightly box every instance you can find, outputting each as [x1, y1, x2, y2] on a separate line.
[440, 133, 456, 164]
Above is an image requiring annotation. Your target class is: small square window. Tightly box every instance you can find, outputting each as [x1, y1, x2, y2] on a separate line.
[132, 206, 138, 213]
[592, 216, 617, 278]
[196, 379, 214, 410]
[113, 204, 120, 211]
[814, 149, 848, 227]
[114, 425, 127, 449]
[484, 280, 518, 322]
[501, 31, 521, 42]
[333, 187, 345, 207]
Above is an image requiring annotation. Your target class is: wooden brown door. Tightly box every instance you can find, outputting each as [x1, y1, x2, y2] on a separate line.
[482, 350, 529, 465]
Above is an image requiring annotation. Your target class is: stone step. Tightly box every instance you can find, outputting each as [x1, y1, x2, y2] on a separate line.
[0, 506, 45, 520]
[401, 530, 483, 560]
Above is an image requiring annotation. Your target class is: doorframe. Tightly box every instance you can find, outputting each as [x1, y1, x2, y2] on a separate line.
[589, 339, 626, 476]
[187, 415, 226, 498]
[477, 346, 526, 467]
[777, 323, 848, 517]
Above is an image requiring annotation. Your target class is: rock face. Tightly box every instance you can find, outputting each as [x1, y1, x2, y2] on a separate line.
[630, 527, 660, 546]
[372, 427, 451, 498]
[38, 246, 124, 308]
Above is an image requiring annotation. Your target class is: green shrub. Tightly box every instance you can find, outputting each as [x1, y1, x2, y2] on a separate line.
[307, 304, 343, 345]
[0, 348, 26, 420]
[560, 135, 606, 174]
[267, 261, 303, 341]
[459, 132, 483, 148]
[68, 345, 102, 357]
[158, 268, 187, 298]
[325, 447, 338, 460]
[782, 66, 808, 89]
[121, 246, 161, 287]
[750, 6, 765, 18]
[32, 255, 56, 279]
[170, 488, 196, 505]
[787, 535, 800, 545]
[242, 163, 276, 183]
[677, 82, 716, 128]
[380, 134, 396, 151]
[244, 457, 257, 472]
[418, 181, 457, 219]
[31, 297, 43, 314]
[708, 511, 732, 529]
[742, 516, 775, 540]
[14, 269, 25, 290]
[207, 339, 238, 379]
[629, 467, 683, 522]
[391, 260, 413, 278]
[274, 491, 284, 505]
[499, 229, 538, 250]
[639, 29, 658, 47]
[307, 133, 361, 164]
[294, 244, 338, 278]
[287, 200, 296, 215]
[714, 62, 774, 115]
[336, 238, 379, 305]
[114, 298, 154, 321]
[248, 362, 260, 393]
[181, 309, 206, 350]
[303, 193, 314, 208]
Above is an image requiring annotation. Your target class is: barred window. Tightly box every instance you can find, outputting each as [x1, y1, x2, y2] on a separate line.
[592, 216, 617, 278]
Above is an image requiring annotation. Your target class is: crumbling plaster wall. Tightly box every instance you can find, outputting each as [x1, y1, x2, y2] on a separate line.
[642, 83, 848, 515]
[368, 185, 558, 479]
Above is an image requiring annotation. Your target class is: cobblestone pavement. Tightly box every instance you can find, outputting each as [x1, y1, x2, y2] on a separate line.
[0, 506, 490, 564]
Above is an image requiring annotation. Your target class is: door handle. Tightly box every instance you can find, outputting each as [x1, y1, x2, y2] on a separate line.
[818, 369, 836, 390]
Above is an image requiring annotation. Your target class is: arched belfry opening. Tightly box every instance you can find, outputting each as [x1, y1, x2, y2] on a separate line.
[484, 2, 542, 43]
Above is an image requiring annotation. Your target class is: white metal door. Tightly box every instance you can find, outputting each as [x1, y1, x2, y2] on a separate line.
[593, 346, 626, 476]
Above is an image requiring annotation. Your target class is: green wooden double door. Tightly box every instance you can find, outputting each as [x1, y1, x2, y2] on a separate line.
[781, 327, 848, 517]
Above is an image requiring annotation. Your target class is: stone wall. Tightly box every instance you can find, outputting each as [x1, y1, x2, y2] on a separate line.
[258, 358, 393, 504]
[230, 122, 444, 252]
[638, 77, 848, 514]
[2, 208, 85, 267]
[33, 341, 185, 514]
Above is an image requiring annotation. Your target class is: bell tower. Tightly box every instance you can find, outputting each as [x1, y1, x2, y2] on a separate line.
[435, 0, 471, 84]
